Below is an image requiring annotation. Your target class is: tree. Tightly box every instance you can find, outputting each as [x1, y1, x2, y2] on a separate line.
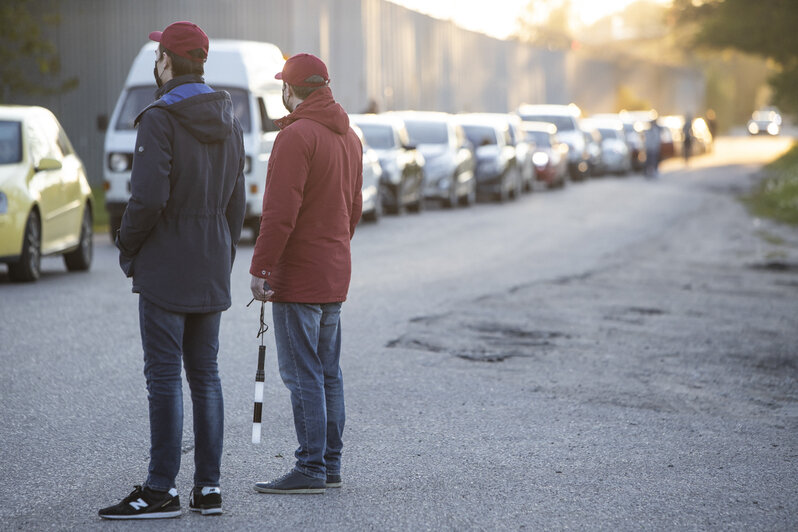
[0, 0, 78, 102]
[513, 0, 574, 50]
[672, 0, 798, 115]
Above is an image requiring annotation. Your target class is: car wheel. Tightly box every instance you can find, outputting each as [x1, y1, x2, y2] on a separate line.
[64, 205, 93, 271]
[512, 173, 523, 199]
[363, 194, 382, 223]
[408, 190, 424, 213]
[443, 175, 458, 208]
[9, 210, 42, 282]
[461, 181, 477, 207]
[497, 183, 509, 203]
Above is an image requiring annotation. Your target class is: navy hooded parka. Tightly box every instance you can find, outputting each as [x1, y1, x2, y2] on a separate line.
[117, 74, 246, 313]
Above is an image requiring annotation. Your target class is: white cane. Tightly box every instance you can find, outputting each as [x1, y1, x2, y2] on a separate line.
[248, 298, 268, 444]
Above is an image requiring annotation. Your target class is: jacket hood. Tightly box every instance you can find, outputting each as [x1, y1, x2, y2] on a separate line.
[274, 87, 349, 134]
[135, 75, 235, 143]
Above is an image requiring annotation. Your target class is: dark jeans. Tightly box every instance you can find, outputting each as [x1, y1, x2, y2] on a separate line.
[272, 302, 345, 480]
[139, 296, 224, 491]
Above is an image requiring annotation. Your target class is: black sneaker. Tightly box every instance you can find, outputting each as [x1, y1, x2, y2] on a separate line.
[254, 469, 326, 494]
[189, 486, 222, 515]
[326, 473, 342, 488]
[98, 485, 181, 520]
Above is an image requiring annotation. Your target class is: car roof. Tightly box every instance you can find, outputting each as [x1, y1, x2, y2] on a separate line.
[0, 105, 55, 122]
[517, 103, 581, 117]
[454, 113, 510, 128]
[386, 110, 452, 122]
[521, 121, 557, 134]
[348, 114, 405, 128]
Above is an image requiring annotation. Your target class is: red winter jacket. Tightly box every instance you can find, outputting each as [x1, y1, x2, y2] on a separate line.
[250, 87, 362, 303]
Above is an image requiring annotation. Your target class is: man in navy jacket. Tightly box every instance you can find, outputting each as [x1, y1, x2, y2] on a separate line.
[100, 21, 245, 520]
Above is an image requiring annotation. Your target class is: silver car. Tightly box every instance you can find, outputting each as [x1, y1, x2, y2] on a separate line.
[351, 124, 383, 223]
[454, 114, 521, 203]
[388, 111, 476, 207]
[349, 114, 426, 214]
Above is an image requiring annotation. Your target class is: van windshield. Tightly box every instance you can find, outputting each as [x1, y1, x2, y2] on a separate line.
[115, 86, 252, 132]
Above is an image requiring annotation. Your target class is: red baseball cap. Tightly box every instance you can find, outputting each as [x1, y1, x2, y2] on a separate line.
[275, 53, 329, 87]
[149, 21, 209, 63]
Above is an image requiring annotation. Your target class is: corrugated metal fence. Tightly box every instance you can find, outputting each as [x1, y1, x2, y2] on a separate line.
[7, 0, 704, 185]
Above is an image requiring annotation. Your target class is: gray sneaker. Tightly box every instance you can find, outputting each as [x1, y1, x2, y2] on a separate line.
[255, 469, 326, 494]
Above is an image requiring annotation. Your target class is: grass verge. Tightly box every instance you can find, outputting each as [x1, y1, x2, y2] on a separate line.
[742, 142, 798, 226]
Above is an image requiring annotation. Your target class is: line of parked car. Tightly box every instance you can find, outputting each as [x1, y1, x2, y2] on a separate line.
[0, 97, 716, 282]
[347, 104, 715, 222]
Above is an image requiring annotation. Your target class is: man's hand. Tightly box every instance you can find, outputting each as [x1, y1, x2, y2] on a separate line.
[250, 275, 275, 302]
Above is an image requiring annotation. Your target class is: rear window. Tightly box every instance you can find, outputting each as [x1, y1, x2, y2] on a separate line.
[0, 121, 22, 164]
[461, 125, 497, 147]
[114, 86, 252, 132]
[403, 120, 448, 145]
[354, 124, 396, 149]
[519, 114, 575, 132]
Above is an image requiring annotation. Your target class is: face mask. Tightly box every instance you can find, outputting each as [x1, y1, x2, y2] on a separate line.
[282, 84, 292, 113]
[153, 56, 164, 88]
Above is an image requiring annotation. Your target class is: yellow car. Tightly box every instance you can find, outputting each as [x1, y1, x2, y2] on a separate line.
[0, 105, 93, 282]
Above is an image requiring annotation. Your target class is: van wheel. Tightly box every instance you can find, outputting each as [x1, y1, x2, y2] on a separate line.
[9, 210, 42, 282]
[64, 206, 93, 271]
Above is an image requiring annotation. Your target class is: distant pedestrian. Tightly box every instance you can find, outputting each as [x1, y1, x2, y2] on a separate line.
[644, 119, 661, 177]
[682, 115, 693, 165]
[249, 53, 363, 494]
[100, 21, 245, 519]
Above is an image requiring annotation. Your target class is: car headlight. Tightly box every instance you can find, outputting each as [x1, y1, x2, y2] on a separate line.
[532, 152, 549, 166]
[0, 191, 7, 214]
[767, 123, 779, 135]
[108, 153, 131, 172]
[748, 122, 759, 135]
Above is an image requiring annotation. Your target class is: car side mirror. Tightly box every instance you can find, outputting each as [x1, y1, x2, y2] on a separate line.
[402, 143, 417, 151]
[36, 157, 63, 171]
[97, 114, 109, 132]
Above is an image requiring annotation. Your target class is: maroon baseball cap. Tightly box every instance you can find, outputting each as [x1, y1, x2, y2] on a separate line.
[149, 21, 209, 63]
[275, 53, 329, 87]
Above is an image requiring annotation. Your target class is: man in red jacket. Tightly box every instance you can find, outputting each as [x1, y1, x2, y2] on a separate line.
[250, 53, 362, 494]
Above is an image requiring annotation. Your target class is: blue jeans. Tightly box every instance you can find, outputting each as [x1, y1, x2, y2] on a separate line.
[272, 302, 345, 480]
[139, 296, 224, 491]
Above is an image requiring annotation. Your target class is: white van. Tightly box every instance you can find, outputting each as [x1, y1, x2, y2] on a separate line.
[103, 39, 286, 238]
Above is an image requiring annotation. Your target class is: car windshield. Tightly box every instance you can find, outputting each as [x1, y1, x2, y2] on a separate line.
[519, 114, 575, 131]
[0, 121, 22, 164]
[525, 130, 551, 147]
[461, 125, 497, 146]
[403, 120, 448, 145]
[355, 124, 396, 149]
[598, 128, 618, 140]
[115, 86, 252, 132]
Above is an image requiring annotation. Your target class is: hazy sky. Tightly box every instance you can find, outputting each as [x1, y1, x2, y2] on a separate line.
[388, 0, 673, 38]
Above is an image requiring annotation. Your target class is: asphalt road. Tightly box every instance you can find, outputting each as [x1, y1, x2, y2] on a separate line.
[1, 136, 797, 530]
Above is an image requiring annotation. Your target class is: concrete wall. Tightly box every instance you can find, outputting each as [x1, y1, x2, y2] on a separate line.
[7, 0, 704, 186]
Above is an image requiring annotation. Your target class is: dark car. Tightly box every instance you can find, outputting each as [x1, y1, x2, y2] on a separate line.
[389, 111, 476, 207]
[349, 114, 426, 214]
[455, 113, 521, 202]
[521, 121, 568, 188]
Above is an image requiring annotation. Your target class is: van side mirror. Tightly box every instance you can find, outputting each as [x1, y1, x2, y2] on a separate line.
[36, 157, 63, 171]
[97, 114, 109, 132]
